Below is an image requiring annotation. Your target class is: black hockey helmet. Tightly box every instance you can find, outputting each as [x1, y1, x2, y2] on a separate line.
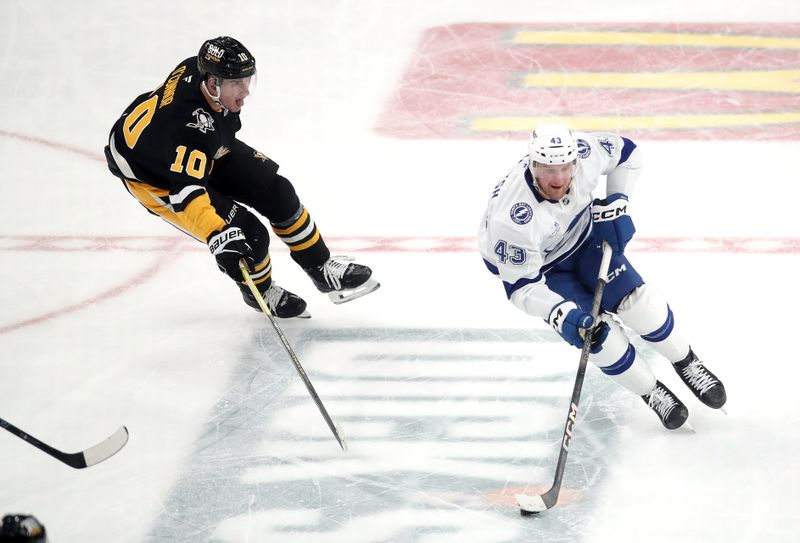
[197, 36, 256, 80]
[1, 514, 48, 542]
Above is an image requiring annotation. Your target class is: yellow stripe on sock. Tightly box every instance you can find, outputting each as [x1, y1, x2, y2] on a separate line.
[272, 209, 309, 236]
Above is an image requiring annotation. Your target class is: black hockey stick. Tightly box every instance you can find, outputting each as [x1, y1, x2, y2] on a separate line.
[239, 260, 349, 451]
[517, 240, 613, 514]
[0, 417, 128, 469]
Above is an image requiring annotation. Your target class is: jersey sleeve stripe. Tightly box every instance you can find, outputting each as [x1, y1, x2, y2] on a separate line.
[108, 134, 138, 180]
[618, 137, 637, 166]
[168, 185, 206, 213]
[503, 273, 543, 298]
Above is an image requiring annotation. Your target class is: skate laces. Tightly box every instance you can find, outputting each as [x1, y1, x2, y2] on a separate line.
[681, 360, 718, 395]
[648, 385, 677, 419]
[263, 284, 286, 311]
[321, 259, 349, 290]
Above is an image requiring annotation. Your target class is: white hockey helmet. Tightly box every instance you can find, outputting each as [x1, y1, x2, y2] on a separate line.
[528, 124, 578, 169]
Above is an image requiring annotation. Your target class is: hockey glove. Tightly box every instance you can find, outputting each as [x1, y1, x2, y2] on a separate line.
[548, 301, 610, 353]
[591, 193, 635, 254]
[208, 225, 254, 282]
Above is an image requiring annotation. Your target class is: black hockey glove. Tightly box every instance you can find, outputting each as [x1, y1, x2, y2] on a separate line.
[208, 225, 255, 282]
[591, 193, 635, 254]
[548, 301, 610, 353]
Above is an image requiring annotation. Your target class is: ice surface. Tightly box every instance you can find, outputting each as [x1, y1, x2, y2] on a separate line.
[1, 1, 799, 542]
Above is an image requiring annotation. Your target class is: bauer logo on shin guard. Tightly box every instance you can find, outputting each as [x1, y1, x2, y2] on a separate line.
[226, 204, 240, 225]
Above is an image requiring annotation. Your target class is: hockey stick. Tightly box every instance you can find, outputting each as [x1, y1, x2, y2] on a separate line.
[516, 240, 613, 515]
[0, 417, 128, 469]
[239, 260, 349, 451]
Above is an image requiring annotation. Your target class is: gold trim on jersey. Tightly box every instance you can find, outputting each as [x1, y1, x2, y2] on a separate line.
[124, 180, 225, 242]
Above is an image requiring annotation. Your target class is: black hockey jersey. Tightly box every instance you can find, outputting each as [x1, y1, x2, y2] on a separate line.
[105, 57, 247, 240]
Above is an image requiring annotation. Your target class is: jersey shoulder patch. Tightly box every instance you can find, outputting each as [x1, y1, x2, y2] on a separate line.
[186, 108, 216, 134]
[509, 202, 533, 225]
[576, 138, 591, 159]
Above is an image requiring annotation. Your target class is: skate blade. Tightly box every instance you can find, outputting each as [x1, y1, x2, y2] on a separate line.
[269, 308, 311, 319]
[327, 279, 380, 305]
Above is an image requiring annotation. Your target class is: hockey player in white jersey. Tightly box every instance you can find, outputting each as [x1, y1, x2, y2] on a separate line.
[478, 124, 726, 429]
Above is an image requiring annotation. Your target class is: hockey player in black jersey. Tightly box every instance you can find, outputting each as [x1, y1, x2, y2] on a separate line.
[104, 36, 379, 317]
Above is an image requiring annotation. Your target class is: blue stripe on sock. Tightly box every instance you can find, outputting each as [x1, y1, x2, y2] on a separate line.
[600, 344, 636, 376]
[642, 307, 675, 343]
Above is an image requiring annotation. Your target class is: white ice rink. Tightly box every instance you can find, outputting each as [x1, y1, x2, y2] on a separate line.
[2, 1, 800, 541]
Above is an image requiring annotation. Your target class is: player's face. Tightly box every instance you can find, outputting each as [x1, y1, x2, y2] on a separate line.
[217, 76, 253, 112]
[533, 161, 575, 200]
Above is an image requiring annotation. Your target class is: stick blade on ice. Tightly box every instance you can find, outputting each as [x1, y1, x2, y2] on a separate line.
[81, 426, 129, 467]
[516, 493, 548, 514]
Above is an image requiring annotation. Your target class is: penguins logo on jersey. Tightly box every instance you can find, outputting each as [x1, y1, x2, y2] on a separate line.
[187, 108, 215, 134]
[510, 202, 533, 225]
[577, 139, 591, 159]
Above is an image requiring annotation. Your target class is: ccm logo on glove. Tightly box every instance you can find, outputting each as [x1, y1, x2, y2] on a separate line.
[591, 193, 635, 254]
[592, 196, 628, 222]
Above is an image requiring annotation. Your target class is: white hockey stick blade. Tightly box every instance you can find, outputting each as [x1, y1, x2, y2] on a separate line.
[82, 426, 129, 467]
[516, 493, 548, 514]
[327, 279, 380, 304]
[335, 424, 349, 452]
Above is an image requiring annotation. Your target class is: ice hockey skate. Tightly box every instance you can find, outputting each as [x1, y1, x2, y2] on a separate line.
[240, 283, 310, 318]
[642, 381, 689, 430]
[305, 256, 380, 304]
[673, 349, 727, 409]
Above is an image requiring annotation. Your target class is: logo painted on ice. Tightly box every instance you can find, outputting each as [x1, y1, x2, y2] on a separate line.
[510, 202, 533, 225]
[576, 138, 590, 159]
[186, 108, 215, 134]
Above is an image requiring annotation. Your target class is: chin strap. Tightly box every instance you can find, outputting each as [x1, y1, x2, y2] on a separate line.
[201, 78, 228, 113]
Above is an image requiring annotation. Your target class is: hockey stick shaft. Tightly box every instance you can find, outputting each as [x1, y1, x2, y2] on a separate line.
[239, 260, 348, 451]
[0, 417, 128, 469]
[518, 241, 613, 513]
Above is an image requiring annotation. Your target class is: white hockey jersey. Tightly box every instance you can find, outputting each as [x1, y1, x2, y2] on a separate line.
[478, 131, 641, 320]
